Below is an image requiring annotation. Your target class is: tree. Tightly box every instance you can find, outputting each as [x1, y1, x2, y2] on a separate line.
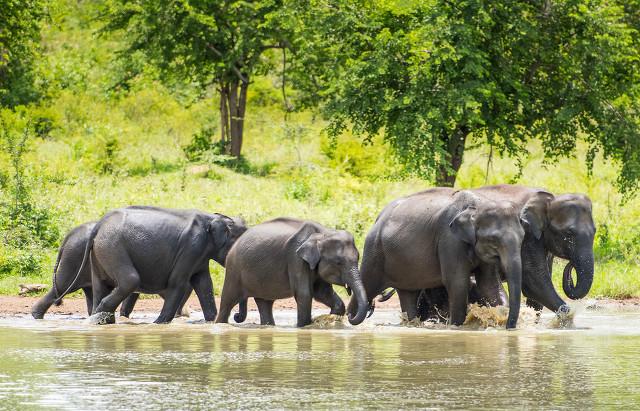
[101, 0, 289, 158]
[0, 0, 46, 107]
[290, 0, 640, 191]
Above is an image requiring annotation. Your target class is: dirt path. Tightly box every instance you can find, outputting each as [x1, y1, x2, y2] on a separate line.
[0, 294, 403, 316]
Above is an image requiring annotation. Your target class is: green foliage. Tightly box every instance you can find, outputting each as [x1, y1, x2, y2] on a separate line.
[0, 0, 638, 301]
[183, 124, 222, 162]
[290, 0, 640, 191]
[0, 0, 47, 107]
[0, 109, 59, 279]
[96, 138, 120, 175]
[99, 0, 291, 156]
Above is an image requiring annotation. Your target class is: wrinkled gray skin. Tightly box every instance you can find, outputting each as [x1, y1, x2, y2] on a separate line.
[31, 221, 191, 320]
[216, 218, 367, 327]
[418, 185, 595, 319]
[86, 207, 247, 324]
[349, 188, 526, 329]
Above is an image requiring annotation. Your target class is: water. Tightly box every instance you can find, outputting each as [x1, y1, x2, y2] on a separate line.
[1, 306, 640, 410]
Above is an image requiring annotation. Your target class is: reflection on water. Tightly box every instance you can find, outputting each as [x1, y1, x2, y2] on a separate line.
[0, 308, 640, 409]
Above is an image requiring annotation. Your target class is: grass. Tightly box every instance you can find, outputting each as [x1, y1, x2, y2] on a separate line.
[1, 0, 639, 300]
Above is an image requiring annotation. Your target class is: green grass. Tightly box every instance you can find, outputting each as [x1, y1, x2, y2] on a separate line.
[1, 0, 639, 300]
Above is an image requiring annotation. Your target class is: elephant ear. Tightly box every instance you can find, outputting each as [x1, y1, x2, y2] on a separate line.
[207, 214, 231, 249]
[296, 233, 324, 270]
[520, 191, 554, 240]
[449, 206, 477, 245]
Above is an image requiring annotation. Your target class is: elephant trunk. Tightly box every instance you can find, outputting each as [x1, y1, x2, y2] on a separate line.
[563, 248, 594, 300]
[501, 254, 522, 329]
[346, 267, 368, 325]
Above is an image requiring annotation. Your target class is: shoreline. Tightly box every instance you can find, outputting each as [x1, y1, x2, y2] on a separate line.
[2, 295, 640, 316]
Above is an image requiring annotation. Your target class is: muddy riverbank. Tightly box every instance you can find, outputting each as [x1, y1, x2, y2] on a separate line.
[3, 294, 640, 317]
[0, 294, 403, 316]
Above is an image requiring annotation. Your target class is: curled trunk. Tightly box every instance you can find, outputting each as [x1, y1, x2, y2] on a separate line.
[562, 250, 594, 299]
[346, 267, 368, 325]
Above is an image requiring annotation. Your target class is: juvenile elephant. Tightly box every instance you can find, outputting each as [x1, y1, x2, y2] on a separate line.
[349, 188, 526, 329]
[418, 185, 595, 319]
[31, 220, 191, 319]
[85, 207, 246, 324]
[216, 218, 368, 327]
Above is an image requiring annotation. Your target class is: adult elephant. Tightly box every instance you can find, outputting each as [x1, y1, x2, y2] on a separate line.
[417, 185, 595, 320]
[216, 218, 368, 327]
[31, 220, 190, 319]
[348, 188, 526, 329]
[84, 207, 246, 324]
[474, 185, 595, 311]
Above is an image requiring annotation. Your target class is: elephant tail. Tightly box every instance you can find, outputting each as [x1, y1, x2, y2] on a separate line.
[53, 220, 103, 305]
[233, 298, 248, 323]
[50, 240, 67, 305]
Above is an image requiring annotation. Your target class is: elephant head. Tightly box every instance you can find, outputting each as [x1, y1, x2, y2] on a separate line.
[208, 214, 248, 266]
[297, 229, 367, 325]
[521, 192, 595, 299]
[450, 191, 525, 328]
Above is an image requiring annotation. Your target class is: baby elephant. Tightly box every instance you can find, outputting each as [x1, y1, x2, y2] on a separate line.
[216, 218, 369, 327]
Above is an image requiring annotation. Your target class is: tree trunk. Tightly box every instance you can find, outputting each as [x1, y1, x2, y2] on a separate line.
[436, 125, 470, 186]
[225, 78, 249, 159]
[219, 83, 230, 154]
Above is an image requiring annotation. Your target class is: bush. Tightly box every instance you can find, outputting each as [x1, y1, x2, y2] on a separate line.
[0, 109, 60, 278]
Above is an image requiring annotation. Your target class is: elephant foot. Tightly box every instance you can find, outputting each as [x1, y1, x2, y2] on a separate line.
[153, 316, 173, 324]
[88, 312, 116, 325]
[554, 305, 574, 328]
[31, 311, 45, 320]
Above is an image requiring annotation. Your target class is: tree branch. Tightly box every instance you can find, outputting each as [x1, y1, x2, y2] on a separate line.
[206, 43, 249, 84]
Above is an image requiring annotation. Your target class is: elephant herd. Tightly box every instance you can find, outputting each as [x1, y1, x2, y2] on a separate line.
[31, 184, 595, 329]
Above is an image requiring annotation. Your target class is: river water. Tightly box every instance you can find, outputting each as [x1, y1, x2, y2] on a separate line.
[0, 305, 639, 409]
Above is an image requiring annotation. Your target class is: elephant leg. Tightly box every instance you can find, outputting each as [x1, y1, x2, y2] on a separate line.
[119, 293, 139, 318]
[155, 285, 189, 324]
[474, 264, 505, 307]
[255, 298, 275, 325]
[90, 258, 113, 315]
[189, 271, 217, 321]
[313, 281, 346, 316]
[397, 289, 420, 321]
[444, 277, 470, 326]
[175, 287, 192, 317]
[93, 262, 140, 322]
[31, 288, 58, 319]
[82, 287, 93, 316]
[292, 276, 314, 327]
[216, 277, 244, 324]
[525, 254, 554, 312]
[418, 287, 449, 322]
[295, 292, 313, 327]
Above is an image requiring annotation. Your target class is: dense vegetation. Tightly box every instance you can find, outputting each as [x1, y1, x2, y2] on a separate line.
[0, 0, 639, 299]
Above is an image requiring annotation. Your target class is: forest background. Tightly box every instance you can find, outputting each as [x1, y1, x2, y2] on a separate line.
[1, 0, 639, 299]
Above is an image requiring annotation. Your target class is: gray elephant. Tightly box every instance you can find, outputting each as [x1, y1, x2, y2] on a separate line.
[215, 218, 368, 327]
[31, 221, 191, 320]
[349, 188, 527, 328]
[84, 206, 246, 324]
[417, 185, 595, 319]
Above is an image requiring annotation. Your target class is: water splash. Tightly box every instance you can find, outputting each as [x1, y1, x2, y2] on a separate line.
[304, 314, 347, 329]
